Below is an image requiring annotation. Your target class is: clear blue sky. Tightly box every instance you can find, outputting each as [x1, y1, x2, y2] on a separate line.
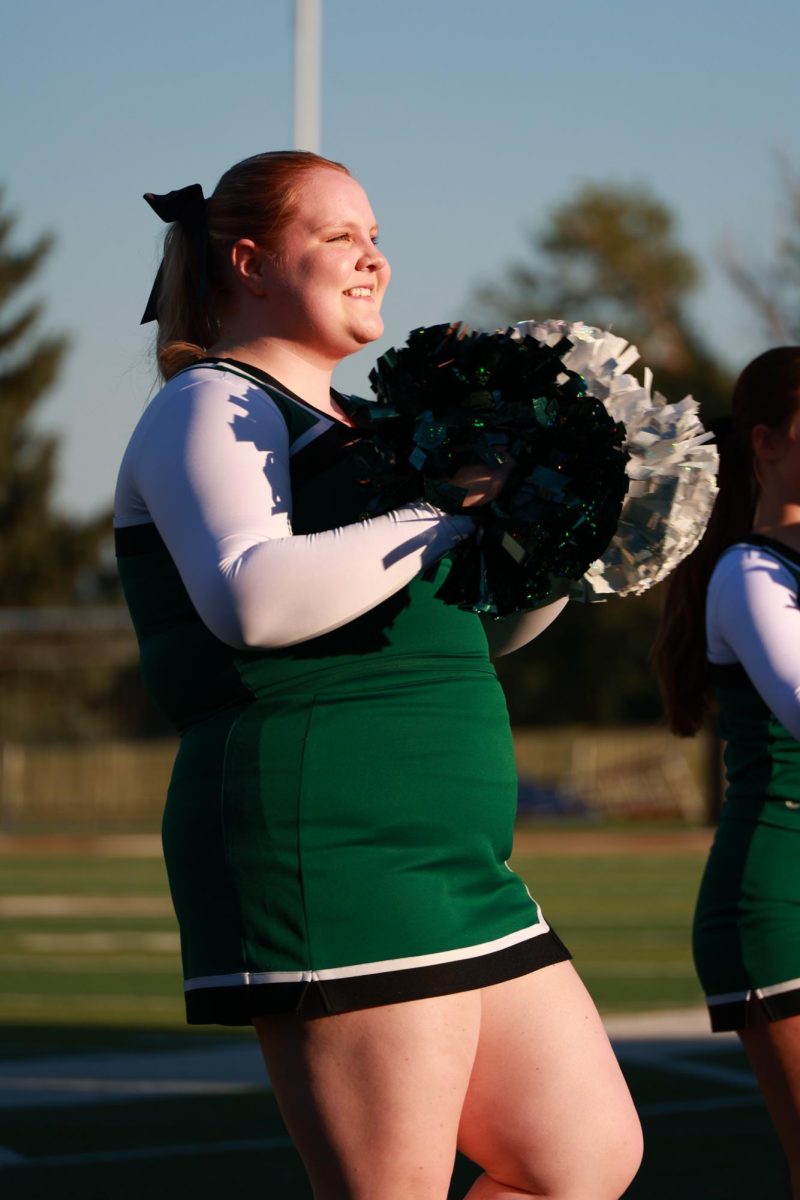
[3, 0, 799, 515]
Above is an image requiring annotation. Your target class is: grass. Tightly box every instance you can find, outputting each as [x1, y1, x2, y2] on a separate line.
[0, 855, 183, 1028]
[0, 841, 707, 1026]
[0, 832, 791, 1198]
[512, 851, 708, 1011]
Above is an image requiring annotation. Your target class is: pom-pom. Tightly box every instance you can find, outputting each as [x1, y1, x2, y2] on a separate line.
[341, 323, 629, 615]
[514, 320, 719, 599]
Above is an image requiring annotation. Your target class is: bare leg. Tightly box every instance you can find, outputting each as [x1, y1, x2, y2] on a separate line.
[254, 992, 481, 1200]
[254, 963, 641, 1200]
[458, 962, 643, 1199]
[739, 1007, 800, 1198]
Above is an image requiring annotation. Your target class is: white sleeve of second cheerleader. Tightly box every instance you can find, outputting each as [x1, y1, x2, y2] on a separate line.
[708, 545, 800, 739]
[121, 379, 473, 649]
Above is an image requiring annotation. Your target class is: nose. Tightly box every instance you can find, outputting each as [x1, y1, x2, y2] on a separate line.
[357, 244, 387, 273]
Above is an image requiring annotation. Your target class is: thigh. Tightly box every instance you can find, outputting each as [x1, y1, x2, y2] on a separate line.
[740, 1009, 800, 1171]
[254, 991, 481, 1200]
[458, 961, 642, 1199]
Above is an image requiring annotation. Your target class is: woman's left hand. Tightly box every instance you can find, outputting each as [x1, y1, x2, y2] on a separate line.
[446, 456, 516, 508]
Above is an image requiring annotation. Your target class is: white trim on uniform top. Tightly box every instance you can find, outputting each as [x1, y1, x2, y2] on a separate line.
[756, 976, 800, 999]
[197, 361, 339, 448]
[183, 913, 550, 993]
[290, 418, 335, 455]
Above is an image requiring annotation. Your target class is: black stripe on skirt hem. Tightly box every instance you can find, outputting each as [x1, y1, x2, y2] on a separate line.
[760, 986, 800, 1023]
[184, 928, 571, 1025]
[708, 998, 748, 1032]
[708, 984, 800, 1032]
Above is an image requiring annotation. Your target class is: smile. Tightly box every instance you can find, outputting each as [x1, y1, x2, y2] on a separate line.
[344, 287, 373, 298]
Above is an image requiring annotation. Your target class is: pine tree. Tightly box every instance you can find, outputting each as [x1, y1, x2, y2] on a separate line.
[0, 189, 111, 605]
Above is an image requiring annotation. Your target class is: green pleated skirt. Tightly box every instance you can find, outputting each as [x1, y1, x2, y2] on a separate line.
[693, 794, 800, 1031]
[162, 657, 568, 1023]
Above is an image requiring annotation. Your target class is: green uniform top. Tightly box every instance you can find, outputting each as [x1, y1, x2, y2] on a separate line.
[114, 359, 490, 733]
[707, 535, 800, 811]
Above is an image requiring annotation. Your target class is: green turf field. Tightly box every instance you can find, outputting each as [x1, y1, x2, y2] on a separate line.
[0, 836, 790, 1198]
[514, 848, 709, 1012]
[0, 842, 708, 1024]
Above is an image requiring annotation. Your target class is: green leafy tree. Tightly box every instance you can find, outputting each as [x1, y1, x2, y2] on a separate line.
[493, 588, 667, 727]
[0, 189, 111, 604]
[471, 182, 731, 422]
[468, 183, 733, 726]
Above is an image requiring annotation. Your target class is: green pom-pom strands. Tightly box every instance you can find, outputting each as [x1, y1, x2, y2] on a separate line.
[341, 323, 629, 617]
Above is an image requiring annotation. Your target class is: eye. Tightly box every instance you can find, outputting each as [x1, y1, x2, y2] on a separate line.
[327, 233, 352, 242]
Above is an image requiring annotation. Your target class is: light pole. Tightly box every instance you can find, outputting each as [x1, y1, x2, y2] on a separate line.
[294, 0, 321, 152]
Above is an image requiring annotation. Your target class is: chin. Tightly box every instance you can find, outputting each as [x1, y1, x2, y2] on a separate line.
[330, 320, 385, 359]
[356, 318, 385, 345]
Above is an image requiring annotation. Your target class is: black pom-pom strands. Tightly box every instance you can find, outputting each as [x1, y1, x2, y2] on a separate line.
[342, 323, 629, 617]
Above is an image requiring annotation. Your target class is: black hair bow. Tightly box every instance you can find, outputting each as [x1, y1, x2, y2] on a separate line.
[140, 184, 208, 324]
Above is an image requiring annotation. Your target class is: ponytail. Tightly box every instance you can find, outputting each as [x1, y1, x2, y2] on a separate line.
[154, 222, 217, 379]
[652, 427, 755, 734]
[143, 151, 350, 382]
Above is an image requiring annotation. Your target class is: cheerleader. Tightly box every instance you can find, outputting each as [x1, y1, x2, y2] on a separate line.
[116, 150, 641, 1199]
[655, 347, 800, 1198]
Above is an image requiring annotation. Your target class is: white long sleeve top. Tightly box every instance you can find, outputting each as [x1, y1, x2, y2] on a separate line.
[706, 540, 800, 739]
[115, 363, 567, 654]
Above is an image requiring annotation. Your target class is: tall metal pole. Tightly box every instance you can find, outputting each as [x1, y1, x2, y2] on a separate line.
[294, 0, 321, 152]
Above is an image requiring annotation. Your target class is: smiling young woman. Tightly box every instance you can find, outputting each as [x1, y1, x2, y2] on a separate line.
[116, 150, 642, 1200]
[206, 166, 390, 395]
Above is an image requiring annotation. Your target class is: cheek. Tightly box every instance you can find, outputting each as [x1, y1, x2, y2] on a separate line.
[375, 263, 391, 303]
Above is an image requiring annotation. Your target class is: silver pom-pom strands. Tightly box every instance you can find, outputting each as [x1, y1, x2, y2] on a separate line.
[514, 320, 719, 599]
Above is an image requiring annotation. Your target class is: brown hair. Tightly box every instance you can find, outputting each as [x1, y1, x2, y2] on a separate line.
[653, 347, 800, 734]
[152, 150, 350, 380]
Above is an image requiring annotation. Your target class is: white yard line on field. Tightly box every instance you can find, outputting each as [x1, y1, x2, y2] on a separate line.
[0, 1041, 269, 1110]
[0, 895, 172, 917]
[15, 931, 179, 952]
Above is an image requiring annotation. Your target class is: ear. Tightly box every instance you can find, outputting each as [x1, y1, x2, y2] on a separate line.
[229, 239, 270, 298]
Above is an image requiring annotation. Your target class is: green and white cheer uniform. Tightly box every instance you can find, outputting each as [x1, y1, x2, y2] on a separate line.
[695, 536, 800, 1031]
[114, 359, 569, 1024]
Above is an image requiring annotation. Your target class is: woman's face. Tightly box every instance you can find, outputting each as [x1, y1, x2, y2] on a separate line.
[258, 167, 390, 366]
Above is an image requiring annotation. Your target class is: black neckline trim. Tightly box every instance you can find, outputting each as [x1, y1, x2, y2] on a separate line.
[745, 534, 800, 569]
[195, 357, 355, 428]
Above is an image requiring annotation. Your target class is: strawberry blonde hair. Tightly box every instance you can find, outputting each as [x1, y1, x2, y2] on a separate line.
[152, 151, 350, 380]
